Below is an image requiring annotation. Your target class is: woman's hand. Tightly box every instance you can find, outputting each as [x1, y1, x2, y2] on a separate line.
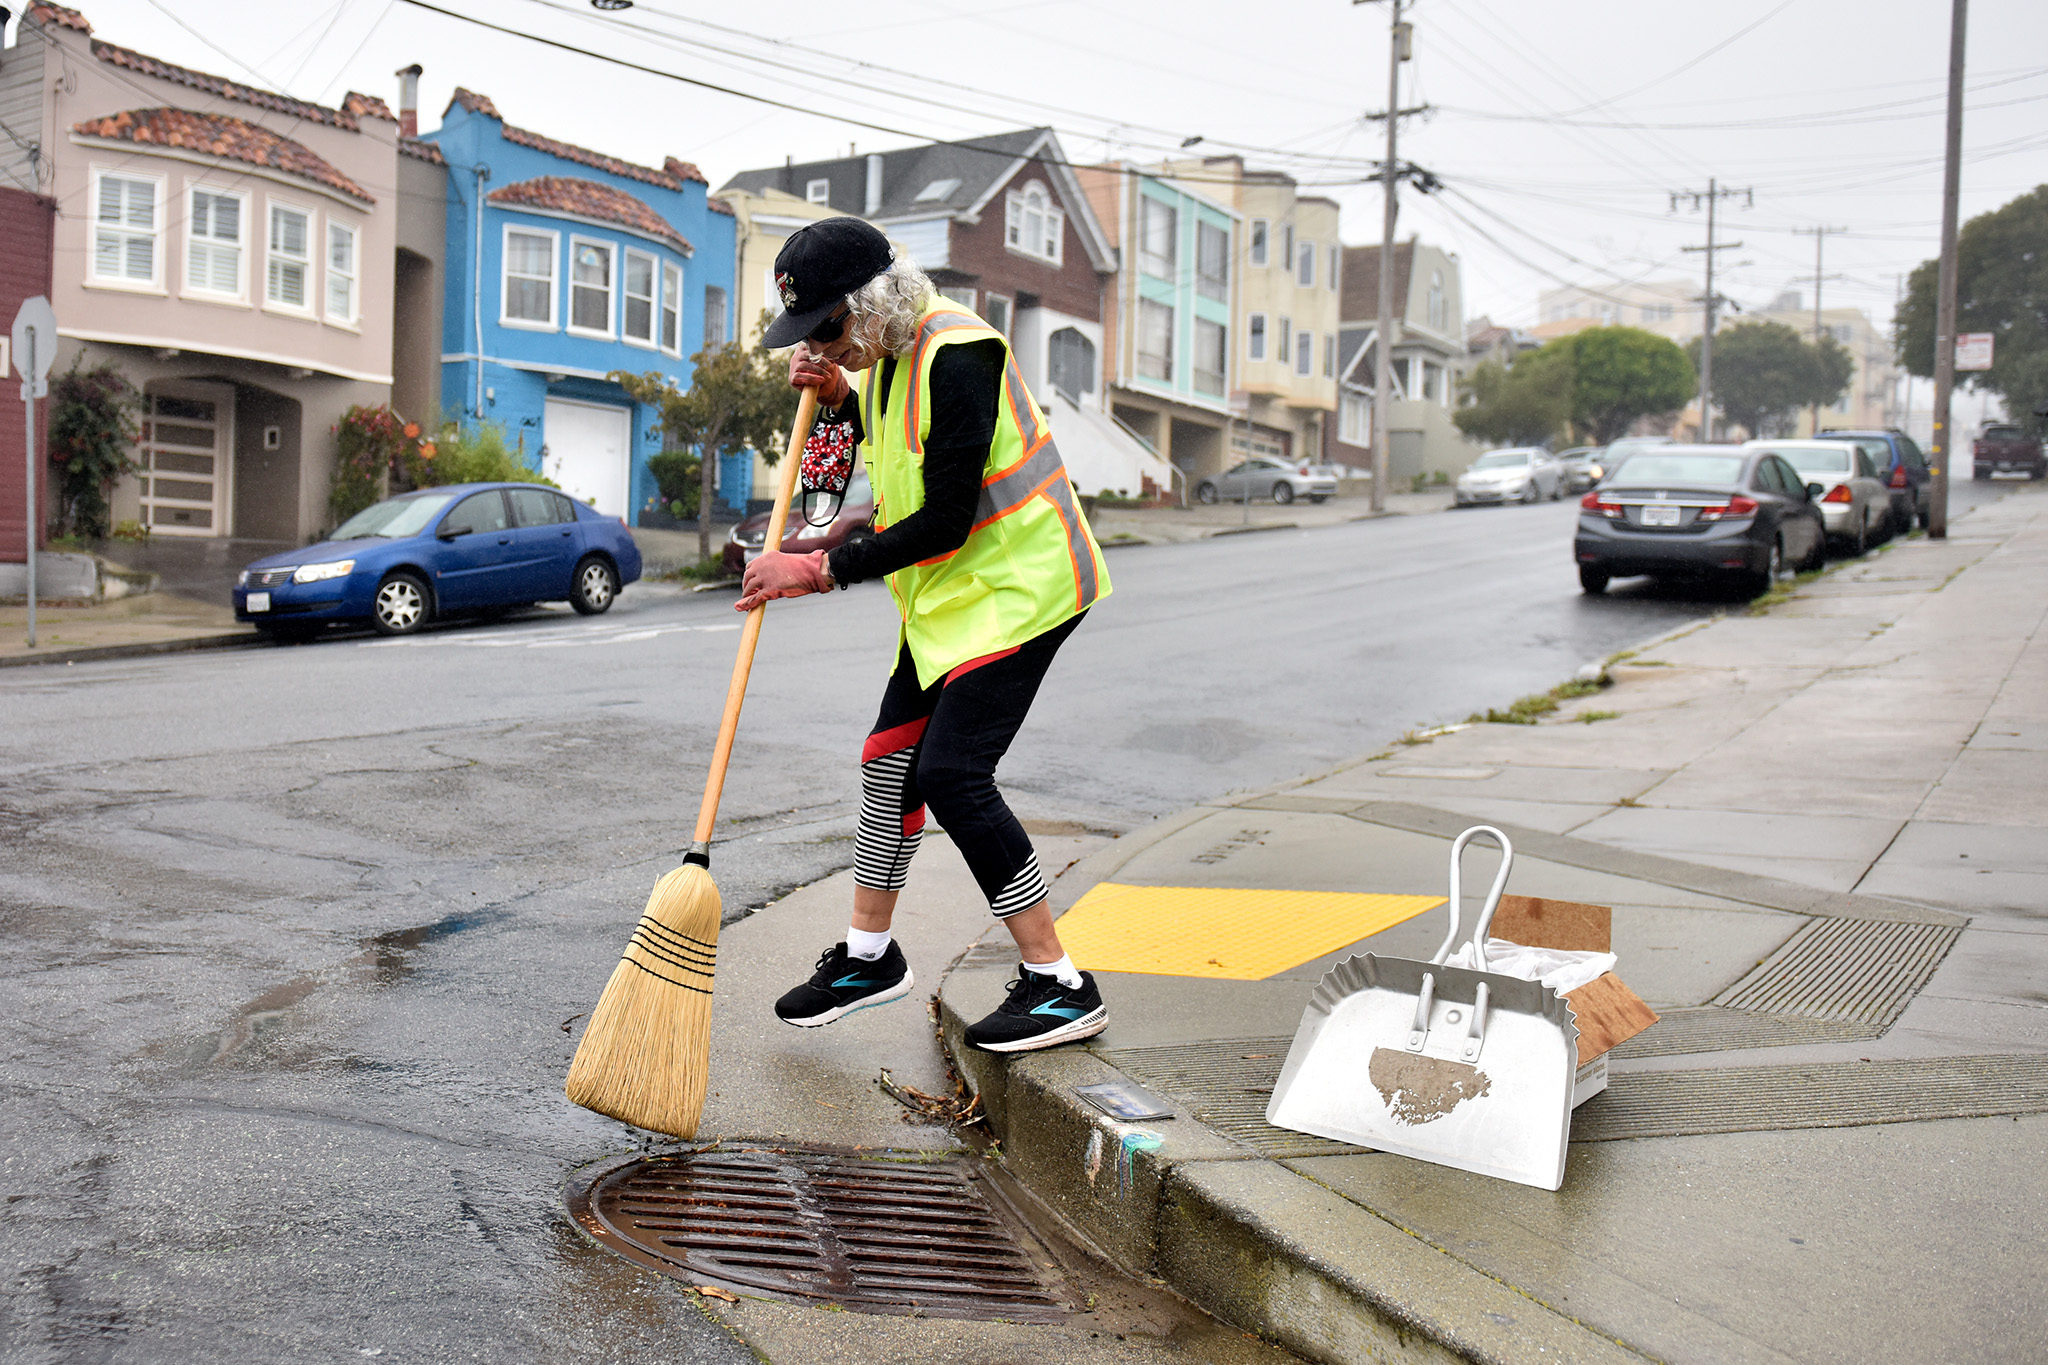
[735, 549, 832, 612]
[789, 344, 850, 406]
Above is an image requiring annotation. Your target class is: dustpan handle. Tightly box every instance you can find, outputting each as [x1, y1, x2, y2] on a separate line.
[1432, 825, 1514, 968]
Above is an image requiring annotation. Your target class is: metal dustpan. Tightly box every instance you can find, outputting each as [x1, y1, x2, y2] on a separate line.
[1266, 825, 1580, 1190]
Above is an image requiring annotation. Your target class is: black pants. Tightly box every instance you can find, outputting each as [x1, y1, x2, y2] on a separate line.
[853, 613, 1084, 918]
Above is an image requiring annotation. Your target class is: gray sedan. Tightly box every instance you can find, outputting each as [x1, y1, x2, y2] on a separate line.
[1744, 440, 1892, 555]
[1195, 457, 1337, 506]
[1454, 447, 1564, 505]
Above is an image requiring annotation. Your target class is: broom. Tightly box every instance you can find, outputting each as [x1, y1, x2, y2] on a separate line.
[566, 387, 822, 1137]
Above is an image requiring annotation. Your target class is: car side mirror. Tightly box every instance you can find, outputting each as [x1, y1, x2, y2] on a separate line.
[438, 524, 472, 541]
[1804, 482, 1824, 501]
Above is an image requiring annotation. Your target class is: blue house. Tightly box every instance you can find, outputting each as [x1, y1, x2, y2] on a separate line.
[419, 89, 736, 523]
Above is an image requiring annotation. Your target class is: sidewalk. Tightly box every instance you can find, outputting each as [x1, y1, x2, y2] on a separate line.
[937, 483, 2047, 1365]
[1088, 488, 1452, 545]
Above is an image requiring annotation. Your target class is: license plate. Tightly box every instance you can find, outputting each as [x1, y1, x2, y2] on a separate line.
[246, 591, 271, 612]
[1641, 504, 1681, 526]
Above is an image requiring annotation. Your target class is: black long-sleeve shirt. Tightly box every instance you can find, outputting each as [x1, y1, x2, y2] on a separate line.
[824, 338, 1003, 586]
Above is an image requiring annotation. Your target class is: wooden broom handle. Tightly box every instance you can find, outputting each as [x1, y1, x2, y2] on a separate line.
[691, 386, 822, 852]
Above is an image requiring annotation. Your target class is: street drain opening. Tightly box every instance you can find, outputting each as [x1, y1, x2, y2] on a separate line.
[567, 1147, 1068, 1321]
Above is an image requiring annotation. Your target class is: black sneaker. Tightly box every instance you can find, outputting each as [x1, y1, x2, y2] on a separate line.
[774, 941, 914, 1027]
[965, 968, 1107, 1052]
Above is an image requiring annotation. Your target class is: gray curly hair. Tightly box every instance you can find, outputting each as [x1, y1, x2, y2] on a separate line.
[843, 255, 935, 359]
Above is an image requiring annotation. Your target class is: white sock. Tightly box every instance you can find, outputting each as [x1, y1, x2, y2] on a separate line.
[846, 926, 892, 961]
[1023, 954, 1082, 989]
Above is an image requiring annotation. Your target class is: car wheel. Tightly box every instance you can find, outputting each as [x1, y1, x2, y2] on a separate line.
[1272, 482, 1295, 506]
[1800, 522, 1827, 572]
[372, 571, 431, 636]
[1196, 481, 1219, 505]
[1549, 480, 1564, 501]
[1578, 566, 1609, 595]
[1745, 536, 1786, 598]
[1846, 510, 1868, 557]
[570, 555, 619, 615]
[1916, 495, 1931, 530]
[1520, 481, 1539, 504]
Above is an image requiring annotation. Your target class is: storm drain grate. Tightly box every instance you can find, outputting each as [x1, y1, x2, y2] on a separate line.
[1712, 917, 1960, 1027]
[568, 1148, 1066, 1321]
[1100, 1039, 1365, 1158]
[1099, 1042, 2048, 1150]
[1609, 1007, 1877, 1058]
[1572, 1054, 2048, 1141]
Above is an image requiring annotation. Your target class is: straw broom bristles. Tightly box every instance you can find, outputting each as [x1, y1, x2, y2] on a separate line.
[565, 863, 721, 1138]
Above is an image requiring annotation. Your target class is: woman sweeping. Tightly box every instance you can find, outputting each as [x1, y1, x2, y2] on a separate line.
[737, 217, 1111, 1053]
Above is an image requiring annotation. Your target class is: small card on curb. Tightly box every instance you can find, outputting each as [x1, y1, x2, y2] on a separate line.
[1074, 1081, 1175, 1121]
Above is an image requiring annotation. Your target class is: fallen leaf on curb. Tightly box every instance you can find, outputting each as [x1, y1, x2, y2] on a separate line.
[695, 1286, 739, 1303]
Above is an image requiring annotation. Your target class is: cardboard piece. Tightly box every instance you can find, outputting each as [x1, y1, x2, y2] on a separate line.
[1489, 895, 1658, 1106]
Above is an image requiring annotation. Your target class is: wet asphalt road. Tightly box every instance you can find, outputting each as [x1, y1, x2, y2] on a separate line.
[0, 494, 1928, 1360]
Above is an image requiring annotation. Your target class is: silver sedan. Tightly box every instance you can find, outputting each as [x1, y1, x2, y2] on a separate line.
[1195, 457, 1337, 506]
[1454, 447, 1564, 505]
[1744, 439, 1892, 555]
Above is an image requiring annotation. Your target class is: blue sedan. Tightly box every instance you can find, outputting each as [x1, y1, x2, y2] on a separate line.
[234, 483, 643, 638]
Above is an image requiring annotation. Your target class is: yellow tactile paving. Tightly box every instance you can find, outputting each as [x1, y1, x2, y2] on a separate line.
[1056, 883, 1446, 981]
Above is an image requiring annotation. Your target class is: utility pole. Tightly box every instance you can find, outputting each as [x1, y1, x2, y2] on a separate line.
[1795, 224, 1847, 434]
[1673, 180, 1751, 441]
[1358, 0, 1412, 512]
[1928, 0, 1968, 540]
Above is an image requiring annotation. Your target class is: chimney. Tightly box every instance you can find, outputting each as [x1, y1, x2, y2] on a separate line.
[395, 63, 422, 139]
[864, 153, 883, 216]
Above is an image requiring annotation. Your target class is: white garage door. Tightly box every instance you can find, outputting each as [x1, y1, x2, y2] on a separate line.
[543, 398, 631, 517]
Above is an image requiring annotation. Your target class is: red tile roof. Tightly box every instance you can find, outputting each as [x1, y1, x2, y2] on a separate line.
[74, 108, 375, 203]
[663, 157, 709, 186]
[27, 3, 90, 33]
[448, 88, 502, 120]
[706, 196, 734, 218]
[486, 176, 691, 254]
[399, 137, 446, 166]
[343, 91, 396, 122]
[92, 40, 360, 130]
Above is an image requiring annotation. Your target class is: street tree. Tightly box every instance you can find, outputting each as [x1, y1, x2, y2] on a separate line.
[1566, 326, 1696, 445]
[1687, 321, 1854, 438]
[1453, 345, 1574, 447]
[1895, 185, 2048, 432]
[614, 318, 799, 562]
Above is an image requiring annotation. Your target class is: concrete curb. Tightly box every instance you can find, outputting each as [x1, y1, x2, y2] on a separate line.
[0, 630, 266, 668]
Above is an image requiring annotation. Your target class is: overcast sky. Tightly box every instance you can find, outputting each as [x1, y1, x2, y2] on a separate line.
[12, 0, 2046, 337]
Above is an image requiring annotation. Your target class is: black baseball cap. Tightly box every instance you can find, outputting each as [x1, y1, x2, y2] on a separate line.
[761, 217, 895, 349]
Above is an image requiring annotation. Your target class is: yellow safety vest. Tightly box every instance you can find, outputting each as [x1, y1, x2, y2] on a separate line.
[858, 301, 1110, 688]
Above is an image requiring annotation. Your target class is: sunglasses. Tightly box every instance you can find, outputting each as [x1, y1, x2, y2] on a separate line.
[807, 307, 849, 345]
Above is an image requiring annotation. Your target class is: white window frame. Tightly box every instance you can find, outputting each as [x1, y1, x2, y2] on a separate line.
[88, 166, 165, 293]
[985, 292, 1011, 336]
[1138, 194, 1177, 280]
[703, 284, 728, 350]
[1297, 239, 1315, 288]
[1295, 328, 1315, 377]
[1004, 182, 1064, 265]
[1195, 219, 1229, 302]
[182, 183, 248, 302]
[325, 218, 359, 326]
[566, 235, 616, 339]
[660, 260, 684, 355]
[939, 284, 976, 310]
[500, 225, 560, 330]
[1137, 297, 1174, 383]
[1341, 391, 1370, 445]
[263, 199, 317, 316]
[1248, 312, 1267, 362]
[621, 247, 659, 349]
[1193, 317, 1226, 397]
[805, 177, 830, 204]
[1248, 218, 1269, 268]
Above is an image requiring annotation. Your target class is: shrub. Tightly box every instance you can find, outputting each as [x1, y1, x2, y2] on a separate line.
[330, 404, 413, 526]
[647, 449, 701, 519]
[405, 420, 556, 489]
[46, 361, 141, 539]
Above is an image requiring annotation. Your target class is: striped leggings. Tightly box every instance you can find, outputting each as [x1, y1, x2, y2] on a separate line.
[855, 614, 1084, 918]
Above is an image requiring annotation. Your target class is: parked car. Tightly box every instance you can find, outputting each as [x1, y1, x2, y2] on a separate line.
[233, 483, 642, 638]
[1194, 457, 1336, 506]
[1454, 447, 1563, 505]
[1554, 446, 1605, 493]
[1744, 439, 1892, 555]
[1575, 445, 1826, 596]
[1971, 423, 2046, 481]
[1816, 427, 1932, 530]
[723, 474, 876, 575]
